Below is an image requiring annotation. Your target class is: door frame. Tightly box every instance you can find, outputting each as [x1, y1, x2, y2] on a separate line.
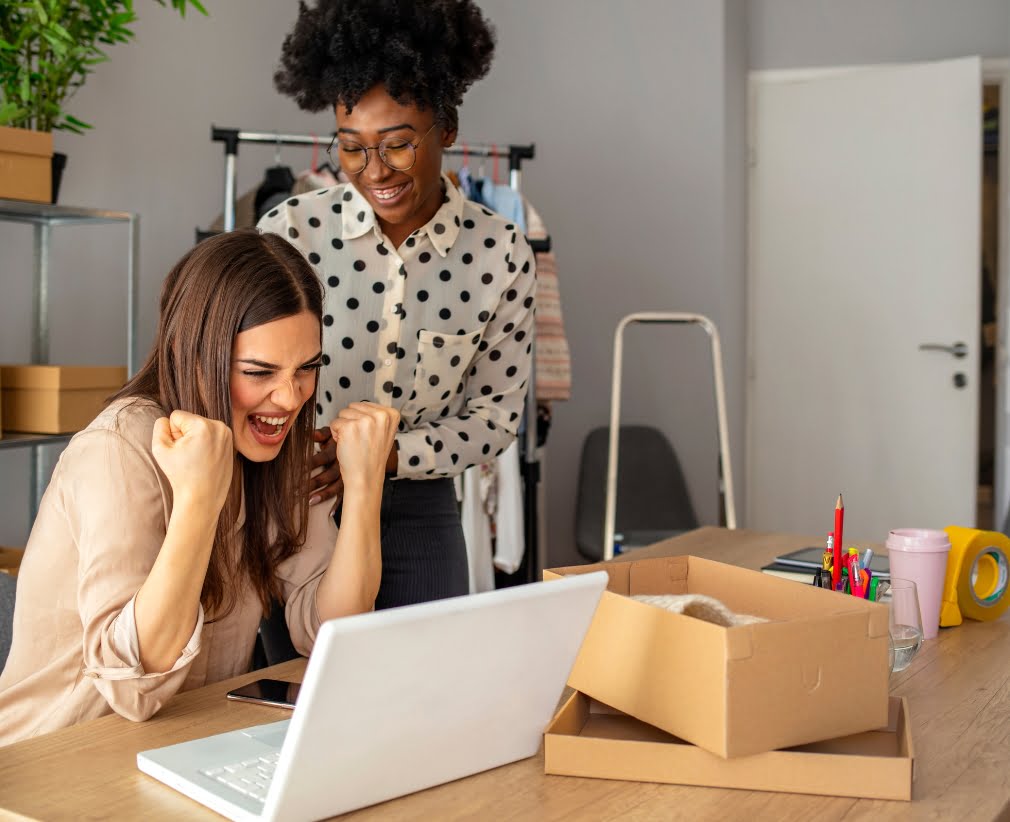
[984, 59, 1010, 531]
[745, 58, 1010, 530]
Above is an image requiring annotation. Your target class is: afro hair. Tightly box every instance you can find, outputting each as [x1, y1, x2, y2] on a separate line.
[274, 0, 496, 130]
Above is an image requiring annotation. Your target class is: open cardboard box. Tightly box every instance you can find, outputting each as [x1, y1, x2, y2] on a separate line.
[544, 555, 890, 758]
[545, 692, 914, 801]
[0, 365, 127, 434]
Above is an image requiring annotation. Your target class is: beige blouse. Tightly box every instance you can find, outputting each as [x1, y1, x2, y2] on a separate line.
[0, 399, 338, 746]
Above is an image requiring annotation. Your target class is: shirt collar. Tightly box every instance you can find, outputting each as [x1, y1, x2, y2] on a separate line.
[340, 183, 378, 240]
[340, 174, 463, 256]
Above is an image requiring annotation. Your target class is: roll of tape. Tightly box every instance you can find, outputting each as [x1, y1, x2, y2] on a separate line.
[941, 527, 1010, 626]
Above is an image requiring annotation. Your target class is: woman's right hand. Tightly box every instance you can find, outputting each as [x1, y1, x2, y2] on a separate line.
[151, 410, 234, 513]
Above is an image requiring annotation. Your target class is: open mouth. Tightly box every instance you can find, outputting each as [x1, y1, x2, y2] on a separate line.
[247, 413, 290, 446]
[370, 181, 410, 206]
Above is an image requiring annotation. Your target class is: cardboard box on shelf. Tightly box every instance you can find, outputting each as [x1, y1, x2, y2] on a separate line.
[0, 365, 127, 434]
[0, 126, 53, 204]
[545, 692, 914, 801]
[544, 555, 890, 758]
[0, 546, 24, 577]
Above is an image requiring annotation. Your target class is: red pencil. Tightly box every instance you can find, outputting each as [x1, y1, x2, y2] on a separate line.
[832, 493, 844, 588]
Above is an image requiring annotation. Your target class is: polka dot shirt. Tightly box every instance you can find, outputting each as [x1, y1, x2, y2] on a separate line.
[257, 174, 536, 479]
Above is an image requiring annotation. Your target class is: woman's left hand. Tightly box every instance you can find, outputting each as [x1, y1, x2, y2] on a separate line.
[329, 403, 400, 495]
[309, 427, 342, 506]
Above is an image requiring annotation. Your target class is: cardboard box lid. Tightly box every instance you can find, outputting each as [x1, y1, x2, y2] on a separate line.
[545, 555, 891, 645]
[0, 365, 128, 391]
[0, 125, 54, 159]
[545, 691, 914, 801]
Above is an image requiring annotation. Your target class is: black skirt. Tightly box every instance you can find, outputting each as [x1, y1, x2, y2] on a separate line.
[337, 476, 469, 610]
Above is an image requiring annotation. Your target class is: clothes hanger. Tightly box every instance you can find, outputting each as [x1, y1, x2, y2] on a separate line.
[254, 134, 296, 218]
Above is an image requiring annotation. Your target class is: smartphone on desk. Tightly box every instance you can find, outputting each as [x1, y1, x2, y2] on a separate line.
[226, 678, 301, 709]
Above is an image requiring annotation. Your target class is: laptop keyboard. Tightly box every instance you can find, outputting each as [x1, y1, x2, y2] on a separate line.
[201, 752, 280, 803]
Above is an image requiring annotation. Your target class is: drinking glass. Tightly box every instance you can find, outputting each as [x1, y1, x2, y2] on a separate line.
[881, 578, 923, 673]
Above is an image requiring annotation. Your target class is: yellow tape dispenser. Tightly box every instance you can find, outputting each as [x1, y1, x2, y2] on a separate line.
[940, 526, 1010, 627]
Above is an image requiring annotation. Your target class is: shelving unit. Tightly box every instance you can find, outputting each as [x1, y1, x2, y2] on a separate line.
[0, 199, 139, 520]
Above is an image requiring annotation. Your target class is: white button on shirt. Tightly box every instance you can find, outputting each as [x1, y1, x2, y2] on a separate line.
[257, 175, 536, 479]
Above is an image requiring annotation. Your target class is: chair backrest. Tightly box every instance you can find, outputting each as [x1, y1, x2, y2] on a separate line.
[575, 425, 698, 561]
[0, 572, 16, 674]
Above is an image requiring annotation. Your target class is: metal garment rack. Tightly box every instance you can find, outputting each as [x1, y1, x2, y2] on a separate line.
[209, 127, 544, 583]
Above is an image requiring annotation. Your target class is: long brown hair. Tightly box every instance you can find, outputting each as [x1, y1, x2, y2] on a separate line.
[110, 229, 323, 619]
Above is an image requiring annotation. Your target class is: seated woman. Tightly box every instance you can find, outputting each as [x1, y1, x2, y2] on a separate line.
[0, 229, 398, 745]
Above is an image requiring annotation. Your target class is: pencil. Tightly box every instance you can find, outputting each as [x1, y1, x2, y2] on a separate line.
[832, 493, 844, 588]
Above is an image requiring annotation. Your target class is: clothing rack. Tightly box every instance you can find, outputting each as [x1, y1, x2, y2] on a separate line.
[207, 126, 544, 584]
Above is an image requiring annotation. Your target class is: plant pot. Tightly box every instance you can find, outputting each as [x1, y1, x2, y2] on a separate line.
[0, 125, 53, 203]
[51, 152, 67, 204]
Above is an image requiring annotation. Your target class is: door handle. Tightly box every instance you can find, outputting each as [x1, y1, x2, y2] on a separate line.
[918, 341, 968, 358]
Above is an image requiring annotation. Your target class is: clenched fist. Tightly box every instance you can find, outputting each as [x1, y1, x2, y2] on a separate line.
[152, 410, 234, 514]
[328, 403, 399, 495]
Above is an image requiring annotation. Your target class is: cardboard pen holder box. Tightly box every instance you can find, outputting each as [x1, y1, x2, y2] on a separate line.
[544, 555, 890, 758]
[0, 365, 127, 434]
[545, 692, 914, 801]
[0, 126, 53, 204]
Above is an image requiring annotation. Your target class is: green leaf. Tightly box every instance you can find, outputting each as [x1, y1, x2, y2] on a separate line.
[0, 101, 28, 126]
[64, 113, 92, 129]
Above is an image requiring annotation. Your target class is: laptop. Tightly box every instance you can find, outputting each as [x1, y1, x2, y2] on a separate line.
[137, 571, 608, 822]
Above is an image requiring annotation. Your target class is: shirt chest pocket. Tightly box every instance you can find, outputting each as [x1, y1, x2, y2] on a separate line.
[402, 328, 483, 423]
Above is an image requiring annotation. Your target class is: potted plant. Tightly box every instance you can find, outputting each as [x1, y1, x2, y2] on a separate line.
[0, 0, 207, 203]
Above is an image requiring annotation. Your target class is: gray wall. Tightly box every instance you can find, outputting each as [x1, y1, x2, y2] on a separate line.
[460, 0, 749, 564]
[749, 0, 1010, 69]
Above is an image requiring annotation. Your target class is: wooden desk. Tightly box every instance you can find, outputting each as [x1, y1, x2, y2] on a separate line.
[2, 527, 1008, 820]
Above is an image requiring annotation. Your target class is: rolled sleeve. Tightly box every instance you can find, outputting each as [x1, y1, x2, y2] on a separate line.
[83, 594, 203, 682]
[277, 502, 337, 656]
[65, 426, 197, 722]
[395, 233, 536, 477]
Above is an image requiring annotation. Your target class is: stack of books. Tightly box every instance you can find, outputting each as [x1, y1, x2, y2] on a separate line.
[761, 546, 889, 583]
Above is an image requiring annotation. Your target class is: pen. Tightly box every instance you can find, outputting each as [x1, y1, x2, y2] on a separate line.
[862, 548, 873, 570]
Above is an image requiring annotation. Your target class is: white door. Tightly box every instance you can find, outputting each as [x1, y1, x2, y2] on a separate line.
[747, 57, 981, 541]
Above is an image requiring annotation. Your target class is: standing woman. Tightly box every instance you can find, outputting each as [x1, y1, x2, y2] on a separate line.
[0, 230, 397, 744]
[261, 0, 535, 608]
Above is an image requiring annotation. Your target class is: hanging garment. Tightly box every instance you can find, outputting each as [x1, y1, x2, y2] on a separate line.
[458, 469, 495, 593]
[524, 201, 571, 402]
[471, 179, 527, 232]
[490, 441, 525, 574]
[457, 165, 475, 200]
[208, 169, 340, 232]
[458, 440, 525, 591]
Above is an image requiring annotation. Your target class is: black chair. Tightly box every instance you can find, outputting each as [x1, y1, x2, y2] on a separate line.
[575, 425, 699, 561]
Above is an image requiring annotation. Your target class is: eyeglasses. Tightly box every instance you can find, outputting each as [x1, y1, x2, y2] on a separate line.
[327, 123, 438, 174]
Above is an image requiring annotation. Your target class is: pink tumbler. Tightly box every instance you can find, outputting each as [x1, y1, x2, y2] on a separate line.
[885, 529, 951, 640]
